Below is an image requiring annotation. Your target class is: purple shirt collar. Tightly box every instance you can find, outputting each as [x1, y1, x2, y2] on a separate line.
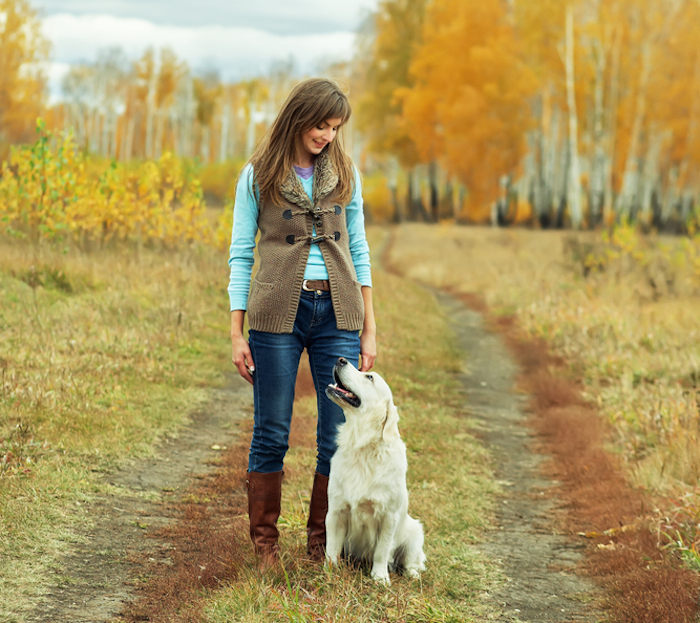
[294, 164, 314, 180]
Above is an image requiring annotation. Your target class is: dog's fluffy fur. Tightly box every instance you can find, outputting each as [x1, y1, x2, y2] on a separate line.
[325, 358, 426, 585]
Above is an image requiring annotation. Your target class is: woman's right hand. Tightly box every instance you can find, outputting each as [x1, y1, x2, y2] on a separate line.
[231, 311, 255, 385]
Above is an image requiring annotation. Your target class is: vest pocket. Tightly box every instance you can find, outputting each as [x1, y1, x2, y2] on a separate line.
[248, 278, 276, 317]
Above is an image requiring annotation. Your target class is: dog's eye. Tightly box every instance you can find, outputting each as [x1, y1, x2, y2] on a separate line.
[365, 374, 374, 382]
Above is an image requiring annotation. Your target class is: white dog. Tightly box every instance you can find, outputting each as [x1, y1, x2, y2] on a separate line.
[324, 357, 426, 585]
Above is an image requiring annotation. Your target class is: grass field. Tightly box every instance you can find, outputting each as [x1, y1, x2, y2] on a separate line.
[8, 219, 697, 619]
[0, 241, 231, 620]
[385, 223, 700, 507]
[0, 228, 503, 621]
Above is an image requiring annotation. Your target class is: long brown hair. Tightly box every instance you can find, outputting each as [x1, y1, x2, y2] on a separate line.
[246, 78, 355, 206]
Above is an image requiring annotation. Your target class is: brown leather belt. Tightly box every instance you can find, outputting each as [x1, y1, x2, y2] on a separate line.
[302, 279, 330, 292]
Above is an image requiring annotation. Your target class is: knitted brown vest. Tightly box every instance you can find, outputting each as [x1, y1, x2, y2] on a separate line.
[247, 154, 365, 334]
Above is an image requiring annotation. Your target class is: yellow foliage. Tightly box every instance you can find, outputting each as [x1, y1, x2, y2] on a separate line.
[401, 0, 538, 210]
[214, 201, 234, 251]
[197, 159, 246, 204]
[0, 121, 229, 249]
[362, 172, 394, 223]
[355, 0, 427, 166]
[0, 0, 50, 146]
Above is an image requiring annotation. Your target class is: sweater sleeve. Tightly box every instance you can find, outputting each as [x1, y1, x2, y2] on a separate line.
[347, 167, 372, 287]
[227, 165, 258, 311]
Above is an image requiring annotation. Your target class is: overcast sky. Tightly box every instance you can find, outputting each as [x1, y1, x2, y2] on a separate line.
[32, 0, 378, 100]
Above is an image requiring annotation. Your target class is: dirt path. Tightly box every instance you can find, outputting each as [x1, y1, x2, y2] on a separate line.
[435, 291, 601, 622]
[24, 373, 253, 623]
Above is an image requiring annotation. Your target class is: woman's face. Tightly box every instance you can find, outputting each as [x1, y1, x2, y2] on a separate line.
[298, 117, 343, 161]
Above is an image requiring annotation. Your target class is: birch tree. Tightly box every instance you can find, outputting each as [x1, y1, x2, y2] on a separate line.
[615, 0, 683, 220]
[565, 3, 583, 228]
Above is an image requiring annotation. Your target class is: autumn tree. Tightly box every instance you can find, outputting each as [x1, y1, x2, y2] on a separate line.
[355, 0, 429, 221]
[400, 0, 537, 221]
[193, 70, 222, 163]
[0, 0, 49, 149]
[61, 47, 129, 157]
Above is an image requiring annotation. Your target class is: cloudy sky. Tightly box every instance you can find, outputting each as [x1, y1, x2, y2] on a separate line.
[33, 0, 378, 99]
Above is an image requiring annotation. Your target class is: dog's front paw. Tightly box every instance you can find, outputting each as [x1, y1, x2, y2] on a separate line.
[324, 553, 340, 572]
[405, 567, 421, 580]
[370, 569, 391, 586]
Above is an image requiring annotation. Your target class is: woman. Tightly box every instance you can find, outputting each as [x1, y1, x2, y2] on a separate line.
[227, 78, 376, 566]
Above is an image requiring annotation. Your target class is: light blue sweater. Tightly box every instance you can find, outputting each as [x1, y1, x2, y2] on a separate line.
[227, 164, 372, 311]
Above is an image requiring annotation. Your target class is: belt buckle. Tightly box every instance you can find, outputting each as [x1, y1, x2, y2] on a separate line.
[303, 279, 323, 295]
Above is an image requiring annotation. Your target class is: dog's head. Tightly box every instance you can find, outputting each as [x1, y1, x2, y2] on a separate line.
[326, 358, 400, 443]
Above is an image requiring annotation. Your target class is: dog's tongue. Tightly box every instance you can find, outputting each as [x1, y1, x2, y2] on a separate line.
[331, 383, 356, 399]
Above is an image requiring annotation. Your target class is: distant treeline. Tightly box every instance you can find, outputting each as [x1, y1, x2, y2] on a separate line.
[1, 0, 699, 231]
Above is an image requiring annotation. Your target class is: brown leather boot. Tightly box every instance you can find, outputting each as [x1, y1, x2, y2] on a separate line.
[247, 470, 284, 568]
[306, 471, 329, 563]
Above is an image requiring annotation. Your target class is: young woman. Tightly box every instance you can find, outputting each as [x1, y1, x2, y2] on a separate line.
[227, 78, 376, 566]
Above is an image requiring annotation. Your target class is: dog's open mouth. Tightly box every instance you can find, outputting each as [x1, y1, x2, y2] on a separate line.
[326, 367, 361, 408]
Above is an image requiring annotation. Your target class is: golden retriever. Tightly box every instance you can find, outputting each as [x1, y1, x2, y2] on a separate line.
[324, 357, 426, 585]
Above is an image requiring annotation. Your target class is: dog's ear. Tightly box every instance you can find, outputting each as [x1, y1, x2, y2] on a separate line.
[382, 401, 400, 443]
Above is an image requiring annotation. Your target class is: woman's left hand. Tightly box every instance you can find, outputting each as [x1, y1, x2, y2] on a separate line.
[360, 329, 376, 372]
[359, 285, 377, 371]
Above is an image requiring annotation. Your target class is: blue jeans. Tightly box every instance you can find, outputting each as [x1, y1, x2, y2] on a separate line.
[247, 289, 361, 477]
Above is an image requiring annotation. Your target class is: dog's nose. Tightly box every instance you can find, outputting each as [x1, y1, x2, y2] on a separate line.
[337, 357, 348, 366]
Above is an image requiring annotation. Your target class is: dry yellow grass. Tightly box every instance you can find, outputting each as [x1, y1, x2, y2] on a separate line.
[1, 229, 504, 621]
[386, 223, 700, 494]
[0, 240, 231, 618]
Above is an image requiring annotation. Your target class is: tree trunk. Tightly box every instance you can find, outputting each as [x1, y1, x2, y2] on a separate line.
[145, 70, 157, 159]
[245, 107, 259, 158]
[406, 169, 416, 220]
[407, 166, 428, 221]
[639, 129, 664, 228]
[428, 160, 439, 222]
[616, 42, 651, 220]
[388, 157, 403, 223]
[589, 37, 607, 229]
[444, 176, 455, 221]
[155, 109, 167, 159]
[676, 51, 700, 210]
[182, 77, 196, 159]
[124, 117, 135, 161]
[604, 29, 622, 227]
[201, 125, 210, 163]
[101, 111, 110, 158]
[556, 140, 571, 229]
[541, 90, 560, 228]
[111, 112, 119, 159]
[219, 102, 230, 162]
[565, 4, 583, 229]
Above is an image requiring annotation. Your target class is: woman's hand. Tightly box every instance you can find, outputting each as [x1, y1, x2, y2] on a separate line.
[231, 310, 254, 384]
[360, 328, 376, 372]
[359, 286, 377, 372]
